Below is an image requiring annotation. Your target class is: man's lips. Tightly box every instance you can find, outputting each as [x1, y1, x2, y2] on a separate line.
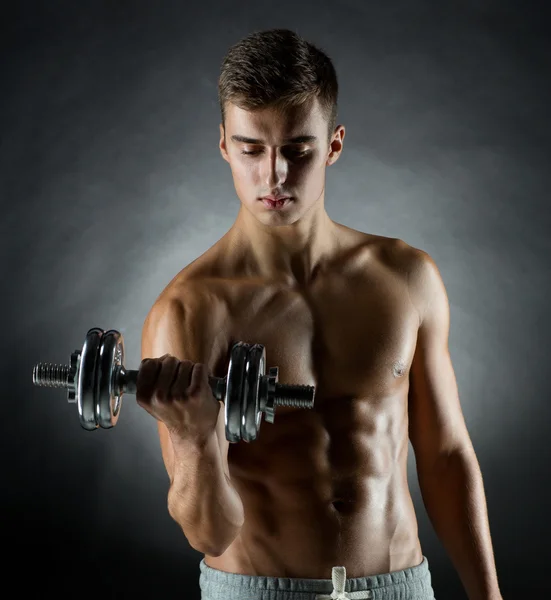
[261, 195, 291, 201]
[261, 197, 291, 210]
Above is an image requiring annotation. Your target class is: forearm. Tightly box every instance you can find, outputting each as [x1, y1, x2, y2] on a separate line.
[167, 434, 245, 556]
[417, 449, 502, 600]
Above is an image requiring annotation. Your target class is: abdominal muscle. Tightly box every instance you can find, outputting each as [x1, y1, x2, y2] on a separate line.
[203, 411, 424, 579]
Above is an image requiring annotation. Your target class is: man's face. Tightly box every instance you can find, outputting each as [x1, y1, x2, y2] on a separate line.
[219, 97, 344, 225]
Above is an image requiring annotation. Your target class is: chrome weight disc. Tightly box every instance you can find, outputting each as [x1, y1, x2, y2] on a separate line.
[241, 344, 265, 443]
[96, 329, 125, 429]
[225, 342, 250, 443]
[77, 328, 104, 431]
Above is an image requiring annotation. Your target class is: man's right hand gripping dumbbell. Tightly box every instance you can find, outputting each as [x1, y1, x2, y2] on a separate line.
[136, 354, 220, 447]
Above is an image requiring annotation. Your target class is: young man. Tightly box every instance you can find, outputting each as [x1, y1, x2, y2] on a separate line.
[138, 29, 502, 600]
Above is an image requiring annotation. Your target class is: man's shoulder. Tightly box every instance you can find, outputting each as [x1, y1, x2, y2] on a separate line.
[379, 237, 441, 325]
[353, 230, 428, 273]
[142, 274, 229, 362]
[353, 232, 434, 316]
[389, 237, 430, 271]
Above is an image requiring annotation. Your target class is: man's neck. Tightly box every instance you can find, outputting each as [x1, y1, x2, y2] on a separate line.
[227, 202, 340, 286]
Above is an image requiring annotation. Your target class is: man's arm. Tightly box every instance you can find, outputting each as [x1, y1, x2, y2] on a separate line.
[141, 285, 244, 557]
[406, 248, 503, 600]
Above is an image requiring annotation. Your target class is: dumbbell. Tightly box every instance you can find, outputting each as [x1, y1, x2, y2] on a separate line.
[32, 327, 316, 443]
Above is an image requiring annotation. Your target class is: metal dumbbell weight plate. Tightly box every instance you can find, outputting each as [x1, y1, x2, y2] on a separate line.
[242, 344, 266, 443]
[96, 329, 125, 429]
[225, 342, 250, 443]
[77, 327, 104, 431]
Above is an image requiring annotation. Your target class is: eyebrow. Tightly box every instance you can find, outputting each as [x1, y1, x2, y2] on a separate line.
[230, 134, 318, 145]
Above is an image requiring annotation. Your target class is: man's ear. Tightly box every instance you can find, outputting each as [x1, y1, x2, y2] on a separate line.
[219, 123, 229, 162]
[326, 124, 345, 166]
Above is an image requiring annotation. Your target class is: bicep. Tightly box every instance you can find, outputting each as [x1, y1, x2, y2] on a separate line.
[140, 289, 229, 483]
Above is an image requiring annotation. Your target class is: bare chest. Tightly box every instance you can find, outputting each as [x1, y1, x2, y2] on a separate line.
[219, 258, 420, 435]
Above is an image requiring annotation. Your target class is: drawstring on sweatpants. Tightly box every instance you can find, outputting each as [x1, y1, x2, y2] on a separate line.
[315, 566, 373, 599]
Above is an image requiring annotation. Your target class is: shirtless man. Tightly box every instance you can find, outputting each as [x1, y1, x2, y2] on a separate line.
[137, 29, 502, 600]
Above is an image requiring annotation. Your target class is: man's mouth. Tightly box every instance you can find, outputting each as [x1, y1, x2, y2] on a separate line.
[260, 197, 291, 210]
[261, 195, 291, 201]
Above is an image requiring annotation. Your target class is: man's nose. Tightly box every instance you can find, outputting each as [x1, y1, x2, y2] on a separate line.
[263, 150, 288, 189]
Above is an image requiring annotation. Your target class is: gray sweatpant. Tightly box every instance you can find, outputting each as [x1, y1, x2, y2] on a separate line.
[199, 556, 436, 599]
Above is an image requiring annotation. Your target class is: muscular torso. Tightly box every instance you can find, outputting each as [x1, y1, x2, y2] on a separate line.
[172, 225, 424, 578]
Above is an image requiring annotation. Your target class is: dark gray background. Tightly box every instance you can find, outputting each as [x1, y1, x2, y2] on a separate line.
[2, 0, 549, 597]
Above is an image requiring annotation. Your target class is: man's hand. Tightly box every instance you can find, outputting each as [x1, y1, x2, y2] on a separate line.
[136, 354, 220, 446]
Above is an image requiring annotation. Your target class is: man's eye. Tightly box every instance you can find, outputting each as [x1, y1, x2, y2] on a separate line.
[241, 149, 309, 157]
[286, 149, 308, 157]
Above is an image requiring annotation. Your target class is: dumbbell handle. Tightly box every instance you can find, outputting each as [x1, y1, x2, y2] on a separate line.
[118, 368, 315, 407]
[116, 368, 227, 402]
[33, 362, 316, 408]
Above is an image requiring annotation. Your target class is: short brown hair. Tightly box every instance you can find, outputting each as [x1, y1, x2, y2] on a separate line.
[218, 29, 339, 143]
